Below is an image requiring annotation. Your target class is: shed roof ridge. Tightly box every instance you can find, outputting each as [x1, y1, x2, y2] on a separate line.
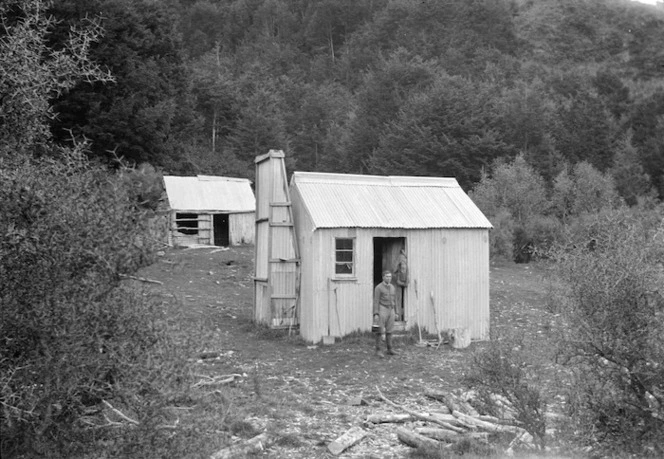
[292, 171, 459, 187]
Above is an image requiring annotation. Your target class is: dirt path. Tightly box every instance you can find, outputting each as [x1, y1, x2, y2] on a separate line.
[136, 245, 561, 458]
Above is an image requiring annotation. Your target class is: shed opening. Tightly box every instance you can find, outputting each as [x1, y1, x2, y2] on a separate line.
[373, 237, 407, 322]
[213, 213, 229, 246]
[175, 212, 198, 235]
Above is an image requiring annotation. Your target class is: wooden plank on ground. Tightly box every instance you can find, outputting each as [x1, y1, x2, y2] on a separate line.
[327, 426, 367, 456]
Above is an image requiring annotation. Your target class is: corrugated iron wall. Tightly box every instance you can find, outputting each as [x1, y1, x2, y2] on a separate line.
[294, 227, 489, 343]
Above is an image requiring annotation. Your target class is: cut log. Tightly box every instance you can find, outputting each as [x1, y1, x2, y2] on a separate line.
[209, 433, 270, 459]
[477, 414, 517, 426]
[433, 392, 467, 415]
[428, 412, 474, 429]
[366, 413, 413, 424]
[415, 427, 489, 443]
[423, 391, 452, 413]
[396, 427, 443, 450]
[455, 396, 481, 417]
[327, 426, 367, 456]
[429, 412, 462, 424]
[452, 410, 526, 435]
[376, 387, 466, 433]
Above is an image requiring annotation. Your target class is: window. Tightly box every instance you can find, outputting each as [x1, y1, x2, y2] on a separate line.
[335, 238, 354, 275]
[175, 212, 198, 235]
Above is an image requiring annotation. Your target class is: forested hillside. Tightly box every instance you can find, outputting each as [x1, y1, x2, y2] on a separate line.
[3, 2, 664, 457]
[39, 0, 664, 198]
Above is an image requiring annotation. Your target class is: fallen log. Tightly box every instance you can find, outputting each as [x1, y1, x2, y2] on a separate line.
[327, 426, 367, 456]
[428, 391, 467, 415]
[118, 273, 163, 285]
[477, 414, 518, 426]
[429, 412, 474, 429]
[397, 427, 444, 450]
[424, 390, 450, 405]
[441, 392, 480, 417]
[414, 427, 489, 443]
[209, 433, 270, 459]
[376, 387, 467, 433]
[366, 413, 413, 424]
[452, 410, 526, 435]
[192, 374, 242, 388]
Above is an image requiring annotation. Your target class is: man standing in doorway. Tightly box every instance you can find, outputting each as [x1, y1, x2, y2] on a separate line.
[373, 270, 398, 357]
[394, 248, 408, 320]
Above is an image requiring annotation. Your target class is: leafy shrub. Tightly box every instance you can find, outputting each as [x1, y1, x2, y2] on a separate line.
[463, 336, 547, 449]
[0, 151, 188, 457]
[485, 208, 515, 260]
[553, 206, 664, 457]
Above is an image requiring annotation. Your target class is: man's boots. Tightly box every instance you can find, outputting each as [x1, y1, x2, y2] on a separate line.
[375, 333, 384, 358]
[386, 333, 398, 356]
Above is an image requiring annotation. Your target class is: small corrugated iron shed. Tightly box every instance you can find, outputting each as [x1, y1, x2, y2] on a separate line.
[163, 175, 255, 247]
[289, 171, 493, 343]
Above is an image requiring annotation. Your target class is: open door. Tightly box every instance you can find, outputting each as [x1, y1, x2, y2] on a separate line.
[213, 213, 229, 246]
[373, 237, 407, 323]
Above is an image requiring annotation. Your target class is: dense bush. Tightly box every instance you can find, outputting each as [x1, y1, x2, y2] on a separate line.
[0, 151, 187, 457]
[553, 206, 664, 456]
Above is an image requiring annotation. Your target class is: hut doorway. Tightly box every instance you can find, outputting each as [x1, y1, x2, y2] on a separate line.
[213, 213, 229, 246]
[373, 237, 407, 322]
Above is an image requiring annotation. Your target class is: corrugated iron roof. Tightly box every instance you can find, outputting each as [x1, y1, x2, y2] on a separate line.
[163, 175, 255, 212]
[291, 172, 492, 229]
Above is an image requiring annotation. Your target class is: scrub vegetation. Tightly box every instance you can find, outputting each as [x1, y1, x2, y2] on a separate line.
[1, 0, 663, 457]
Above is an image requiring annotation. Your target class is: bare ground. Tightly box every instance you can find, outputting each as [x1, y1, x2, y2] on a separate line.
[134, 244, 575, 458]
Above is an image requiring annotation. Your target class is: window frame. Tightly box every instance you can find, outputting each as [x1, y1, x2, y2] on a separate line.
[175, 212, 199, 235]
[334, 237, 355, 278]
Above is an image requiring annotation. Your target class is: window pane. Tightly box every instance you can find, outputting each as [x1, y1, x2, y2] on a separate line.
[336, 238, 353, 250]
[334, 238, 353, 275]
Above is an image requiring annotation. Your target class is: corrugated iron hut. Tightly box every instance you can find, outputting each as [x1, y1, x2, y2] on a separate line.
[163, 175, 255, 247]
[254, 150, 493, 344]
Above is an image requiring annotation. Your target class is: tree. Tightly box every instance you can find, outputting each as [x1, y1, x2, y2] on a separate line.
[472, 154, 549, 226]
[611, 131, 654, 206]
[367, 71, 512, 188]
[0, 0, 112, 152]
[628, 90, 664, 200]
[469, 154, 553, 260]
[550, 82, 617, 170]
[1, 3, 185, 455]
[343, 49, 437, 173]
[551, 161, 621, 221]
[554, 207, 664, 456]
[285, 81, 354, 171]
[49, 0, 194, 167]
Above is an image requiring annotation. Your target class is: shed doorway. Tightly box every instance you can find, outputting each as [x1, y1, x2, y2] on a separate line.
[213, 213, 229, 246]
[373, 237, 407, 322]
